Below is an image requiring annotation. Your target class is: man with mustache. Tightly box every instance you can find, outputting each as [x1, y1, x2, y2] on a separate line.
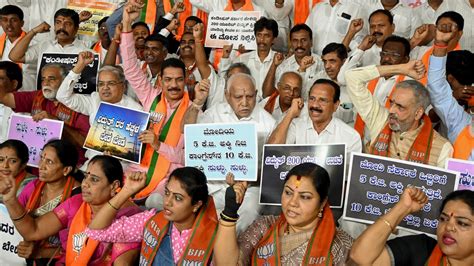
[91, 17, 113, 65]
[132, 21, 150, 61]
[220, 17, 278, 101]
[0, 63, 90, 165]
[184, 72, 277, 233]
[8, 8, 90, 90]
[262, 24, 324, 101]
[345, 60, 453, 168]
[267, 79, 362, 160]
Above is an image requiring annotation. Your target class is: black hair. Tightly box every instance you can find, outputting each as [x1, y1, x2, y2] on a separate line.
[254, 17, 278, 38]
[0, 5, 24, 21]
[132, 21, 150, 34]
[436, 11, 464, 31]
[98, 16, 109, 29]
[160, 57, 185, 77]
[322, 43, 348, 60]
[284, 163, 330, 201]
[169, 167, 208, 206]
[43, 139, 83, 181]
[0, 61, 23, 90]
[0, 139, 29, 165]
[446, 50, 474, 86]
[54, 8, 80, 28]
[440, 190, 474, 215]
[383, 35, 411, 57]
[290, 24, 312, 40]
[369, 9, 394, 25]
[88, 155, 124, 186]
[310, 79, 341, 103]
[185, 16, 203, 25]
[145, 34, 169, 50]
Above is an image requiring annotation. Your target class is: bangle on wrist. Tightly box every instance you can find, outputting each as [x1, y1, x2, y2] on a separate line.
[107, 200, 119, 211]
[219, 219, 236, 227]
[12, 210, 28, 221]
[220, 212, 238, 222]
[433, 43, 448, 49]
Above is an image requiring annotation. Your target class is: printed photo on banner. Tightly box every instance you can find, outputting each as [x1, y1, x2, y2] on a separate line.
[184, 122, 258, 181]
[37, 53, 100, 95]
[260, 144, 346, 208]
[7, 114, 64, 167]
[205, 11, 262, 50]
[84, 102, 150, 164]
[343, 153, 459, 236]
[446, 158, 474, 191]
[67, 0, 117, 36]
[0, 204, 25, 265]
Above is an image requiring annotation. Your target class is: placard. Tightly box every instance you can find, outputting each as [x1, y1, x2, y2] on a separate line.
[343, 153, 459, 236]
[0, 204, 26, 265]
[205, 11, 262, 50]
[37, 53, 100, 95]
[259, 144, 346, 208]
[184, 122, 258, 181]
[7, 114, 64, 167]
[446, 158, 474, 191]
[67, 0, 117, 36]
[84, 102, 150, 164]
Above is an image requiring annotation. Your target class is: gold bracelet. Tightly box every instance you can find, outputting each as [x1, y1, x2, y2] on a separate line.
[381, 218, 393, 231]
[107, 200, 119, 211]
[219, 220, 236, 227]
[12, 210, 28, 221]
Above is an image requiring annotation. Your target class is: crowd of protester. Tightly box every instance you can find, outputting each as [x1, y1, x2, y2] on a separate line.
[0, 0, 473, 265]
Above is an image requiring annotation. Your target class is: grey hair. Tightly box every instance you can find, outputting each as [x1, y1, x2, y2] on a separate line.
[98, 65, 126, 84]
[395, 80, 431, 110]
[41, 63, 67, 79]
[225, 72, 256, 92]
[225, 62, 251, 81]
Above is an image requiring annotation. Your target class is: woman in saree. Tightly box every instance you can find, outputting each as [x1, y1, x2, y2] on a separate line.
[84, 167, 218, 265]
[0, 139, 35, 198]
[0, 155, 142, 265]
[350, 188, 474, 266]
[213, 162, 353, 265]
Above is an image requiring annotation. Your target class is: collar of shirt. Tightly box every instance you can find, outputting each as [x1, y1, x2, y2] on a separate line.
[376, 1, 403, 11]
[305, 115, 336, 135]
[52, 37, 83, 48]
[248, 49, 276, 64]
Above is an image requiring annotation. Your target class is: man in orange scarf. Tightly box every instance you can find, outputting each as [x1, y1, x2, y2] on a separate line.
[346, 60, 453, 168]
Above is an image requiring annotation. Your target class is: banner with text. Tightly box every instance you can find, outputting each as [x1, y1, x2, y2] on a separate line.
[205, 11, 262, 50]
[67, 0, 117, 36]
[0, 204, 26, 265]
[260, 144, 346, 208]
[84, 102, 150, 164]
[446, 158, 474, 191]
[343, 153, 459, 236]
[7, 114, 63, 167]
[37, 53, 100, 94]
[184, 122, 258, 181]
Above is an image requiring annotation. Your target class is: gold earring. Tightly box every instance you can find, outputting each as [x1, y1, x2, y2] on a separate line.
[318, 209, 323, 218]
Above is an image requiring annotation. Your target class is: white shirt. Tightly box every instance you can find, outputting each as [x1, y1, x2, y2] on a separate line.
[190, 0, 265, 13]
[437, 0, 474, 52]
[347, 46, 382, 67]
[206, 70, 227, 108]
[220, 50, 276, 101]
[275, 53, 324, 101]
[0, 104, 13, 143]
[1, 36, 36, 92]
[286, 115, 362, 158]
[259, 95, 309, 123]
[305, 0, 368, 55]
[414, 1, 445, 24]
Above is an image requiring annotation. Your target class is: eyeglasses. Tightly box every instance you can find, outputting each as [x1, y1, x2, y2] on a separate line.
[380, 51, 402, 59]
[98, 81, 123, 88]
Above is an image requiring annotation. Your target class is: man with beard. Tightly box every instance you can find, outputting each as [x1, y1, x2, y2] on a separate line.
[91, 16, 113, 65]
[0, 63, 90, 164]
[262, 24, 324, 101]
[345, 60, 453, 167]
[267, 79, 362, 159]
[8, 9, 90, 89]
[220, 17, 278, 101]
[353, 35, 411, 142]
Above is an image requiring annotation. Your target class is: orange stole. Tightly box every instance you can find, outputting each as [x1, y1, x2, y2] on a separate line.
[420, 43, 461, 86]
[66, 203, 103, 266]
[14, 171, 28, 189]
[31, 91, 78, 127]
[140, 197, 218, 265]
[25, 176, 75, 212]
[425, 245, 448, 266]
[0, 31, 26, 68]
[354, 75, 406, 138]
[140, 0, 157, 33]
[135, 92, 190, 199]
[453, 126, 474, 160]
[370, 115, 434, 164]
[294, 0, 322, 25]
[163, 0, 208, 39]
[252, 204, 335, 265]
[264, 91, 280, 114]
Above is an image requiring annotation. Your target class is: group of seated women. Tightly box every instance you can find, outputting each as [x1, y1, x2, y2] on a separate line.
[0, 139, 473, 265]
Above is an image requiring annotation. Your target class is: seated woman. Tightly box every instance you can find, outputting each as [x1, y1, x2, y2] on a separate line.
[350, 188, 474, 266]
[84, 167, 218, 265]
[0, 155, 142, 265]
[16, 139, 82, 265]
[213, 162, 353, 265]
[0, 139, 35, 198]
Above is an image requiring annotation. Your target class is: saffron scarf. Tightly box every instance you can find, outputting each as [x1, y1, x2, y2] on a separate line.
[264, 91, 279, 114]
[14, 170, 28, 189]
[419, 43, 461, 86]
[425, 245, 448, 266]
[453, 126, 474, 160]
[31, 91, 78, 127]
[140, 197, 218, 265]
[252, 203, 335, 265]
[294, 0, 322, 25]
[370, 115, 434, 164]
